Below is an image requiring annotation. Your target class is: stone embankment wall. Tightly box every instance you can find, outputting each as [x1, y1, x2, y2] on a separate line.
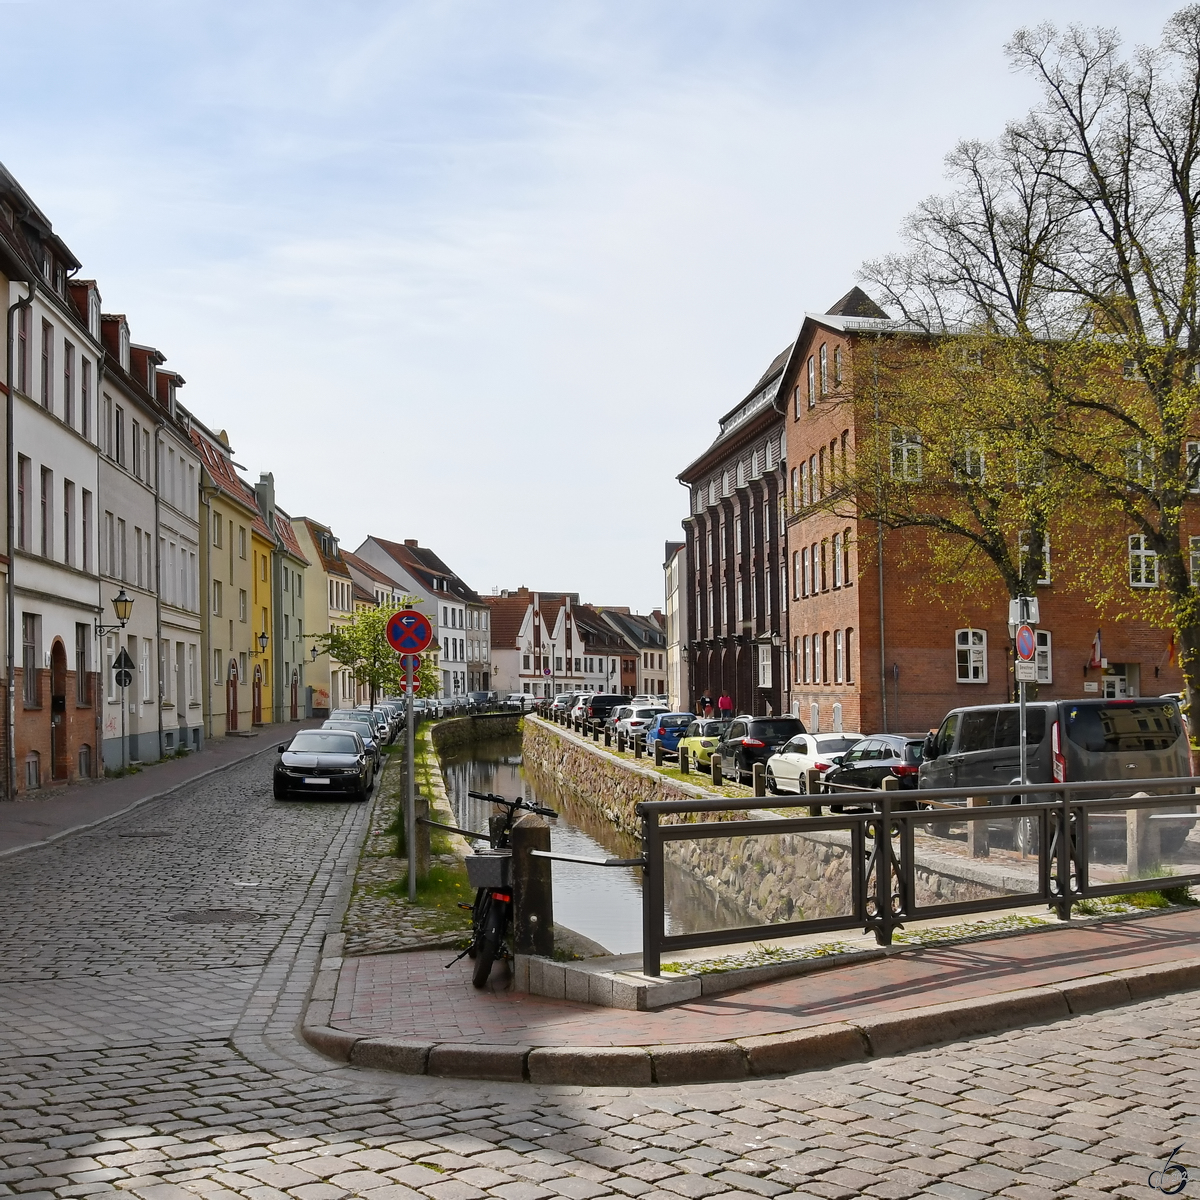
[524, 717, 1036, 923]
[429, 713, 522, 753]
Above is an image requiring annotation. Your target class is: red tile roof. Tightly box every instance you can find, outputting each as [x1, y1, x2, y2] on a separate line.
[484, 594, 530, 649]
[295, 517, 352, 579]
[274, 508, 309, 566]
[189, 424, 274, 546]
[343, 548, 399, 588]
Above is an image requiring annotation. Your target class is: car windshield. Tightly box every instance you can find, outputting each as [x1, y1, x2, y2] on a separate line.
[903, 740, 925, 763]
[815, 736, 859, 753]
[660, 715, 692, 728]
[1065, 702, 1183, 752]
[634, 708, 664, 719]
[750, 720, 802, 741]
[290, 732, 359, 754]
[702, 721, 729, 736]
[325, 721, 374, 740]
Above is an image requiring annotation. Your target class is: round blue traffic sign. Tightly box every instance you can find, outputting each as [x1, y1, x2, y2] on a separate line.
[1015, 624, 1036, 662]
[387, 610, 433, 654]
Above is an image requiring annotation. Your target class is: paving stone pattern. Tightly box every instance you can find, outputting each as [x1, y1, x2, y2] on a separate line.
[2, 752, 1199, 1199]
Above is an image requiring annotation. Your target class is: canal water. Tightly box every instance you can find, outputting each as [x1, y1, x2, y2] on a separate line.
[439, 735, 748, 954]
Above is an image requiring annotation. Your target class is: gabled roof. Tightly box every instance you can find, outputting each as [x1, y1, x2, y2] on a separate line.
[343, 548, 400, 589]
[274, 508, 310, 566]
[190, 422, 274, 546]
[365, 536, 481, 604]
[484, 593, 530, 649]
[599, 608, 665, 650]
[825, 286, 889, 319]
[295, 517, 352, 579]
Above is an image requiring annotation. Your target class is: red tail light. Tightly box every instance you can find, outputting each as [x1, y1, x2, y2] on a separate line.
[893, 763, 918, 776]
[813, 761, 831, 771]
[492, 892, 512, 903]
[1052, 720, 1066, 782]
[741, 737, 766, 748]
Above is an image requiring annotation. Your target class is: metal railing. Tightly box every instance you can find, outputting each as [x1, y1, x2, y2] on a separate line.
[636, 776, 1200, 977]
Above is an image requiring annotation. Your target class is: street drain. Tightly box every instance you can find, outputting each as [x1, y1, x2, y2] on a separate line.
[167, 908, 267, 924]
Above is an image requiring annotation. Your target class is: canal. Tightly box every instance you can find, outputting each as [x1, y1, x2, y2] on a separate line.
[439, 734, 749, 954]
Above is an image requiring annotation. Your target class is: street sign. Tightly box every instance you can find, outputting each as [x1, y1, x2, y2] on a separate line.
[1015, 660, 1038, 683]
[399, 653, 421, 672]
[1015, 624, 1037, 662]
[1008, 596, 1040, 627]
[386, 610, 433, 654]
[543, 667, 551, 676]
[114, 669, 132, 689]
[113, 647, 135, 689]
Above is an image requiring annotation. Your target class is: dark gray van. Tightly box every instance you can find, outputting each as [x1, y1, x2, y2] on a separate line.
[920, 697, 1192, 849]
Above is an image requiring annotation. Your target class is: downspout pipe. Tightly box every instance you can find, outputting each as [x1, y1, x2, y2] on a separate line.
[153, 418, 165, 761]
[873, 336, 888, 734]
[5, 279, 32, 800]
[200, 482, 214, 741]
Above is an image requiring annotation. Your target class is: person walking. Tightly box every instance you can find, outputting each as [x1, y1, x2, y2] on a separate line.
[701, 694, 713, 718]
[717, 690, 733, 717]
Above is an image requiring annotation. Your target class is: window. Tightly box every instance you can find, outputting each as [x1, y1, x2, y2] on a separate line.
[40, 468, 51, 558]
[239, 589, 248, 621]
[819, 343, 828, 395]
[812, 632, 821, 685]
[1129, 535, 1158, 587]
[800, 548, 808, 598]
[833, 344, 843, 388]
[22, 614, 39, 705]
[261, 554, 267, 582]
[809, 453, 818, 498]
[238, 526, 247, 558]
[736, 577, 744, 621]
[1018, 531, 1052, 585]
[832, 533, 843, 587]
[212, 580, 223, 617]
[16, 305, 28, 394]
[1187, 442, 1200, 492]
[40, 320, 53, 409]
[807, 356, 816, 407]
[1126, 441, 1155, 487]
[955, 436, 985, 482]
[1191, 536, 1200, 586]
[188, 644, 197, 702]
[76, 623, 90, 704]
[103, 512, 114, 576]
[132, 420, 141, 477]
[794, 385, 802, 418]
[890, 428, 923, 480]
[144, 429, 152, 485]
[117, 518, 126, 580]
[842, 529, 852, 586]
[956, 628, 987, 683]
[822, 632, 830, 683]
[810, 542, 818, 595]
[834, 629, 844, 683]
[81, 358, 91, 440]
[142, 639, 153, 703]
[82, 490, 92, 572]
[845, 628, 854, 682]
[63, 340, 74, 427]
[63, 481, 74, 567]
[114, 404, 125, 464]
[820, 540, 828, 591]
[818, 447, 825, 497]
[1035, 630, 1052, 684]
[214, 649, 222, 683]
[16, 455, 29, 551]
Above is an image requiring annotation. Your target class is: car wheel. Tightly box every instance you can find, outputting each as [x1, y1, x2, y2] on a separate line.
[736, 754, 749, 784]
[765, 767, 779, 795]
[272, 778, 288, 800]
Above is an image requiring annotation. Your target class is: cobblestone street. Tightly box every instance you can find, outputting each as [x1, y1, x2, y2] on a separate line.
[3, 752, 1199, 1200]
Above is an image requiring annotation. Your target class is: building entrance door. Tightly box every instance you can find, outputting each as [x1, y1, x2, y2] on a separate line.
[252, 665, 263, 725]
[290, 670, 299, 721]
[50, 640, 68, 781]
[226, 661, 239, 732]
[1102, 674, 1129, 699]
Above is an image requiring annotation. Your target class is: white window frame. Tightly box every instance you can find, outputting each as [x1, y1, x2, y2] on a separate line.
[1187, 441, 1200, 493]
[890, 428, 923, 481]
[1129, 534, 1159, 588]
[1035, 630, 1052, 684]
[1191, 535, 1200, 586]
[955, 628, 987, 683]
[1018, 530, 1052, 586]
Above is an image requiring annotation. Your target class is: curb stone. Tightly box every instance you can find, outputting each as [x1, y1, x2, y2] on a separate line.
[301, 951, 1200, 1085]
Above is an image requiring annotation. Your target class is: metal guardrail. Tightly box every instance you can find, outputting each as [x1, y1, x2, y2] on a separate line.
[635, 776, 1200, 977]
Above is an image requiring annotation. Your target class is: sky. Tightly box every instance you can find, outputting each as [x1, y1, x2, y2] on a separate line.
[0, 0, 1184, 610]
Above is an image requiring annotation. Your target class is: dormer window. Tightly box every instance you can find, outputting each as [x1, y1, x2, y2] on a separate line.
[146, 360, 156, 394]
[42, 254, 52, 282]
[88, 293, 100, 340]
[118, 324, 130, 372]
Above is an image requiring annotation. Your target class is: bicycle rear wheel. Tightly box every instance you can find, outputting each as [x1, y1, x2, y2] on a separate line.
[472, 895, 506, 988]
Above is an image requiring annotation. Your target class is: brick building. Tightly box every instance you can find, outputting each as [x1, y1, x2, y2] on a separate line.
[677, 347, 789, 717]
[781, 289, 1184, 736]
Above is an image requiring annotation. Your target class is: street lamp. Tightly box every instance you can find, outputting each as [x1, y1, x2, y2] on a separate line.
[95, 590, 135, 773]
[255, 630, 269, 655]
[311, 644, 319, 662]
[95, 588, 135, 637]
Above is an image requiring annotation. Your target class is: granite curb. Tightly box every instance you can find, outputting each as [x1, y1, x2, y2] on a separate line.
[300, 952, 1200, 1085]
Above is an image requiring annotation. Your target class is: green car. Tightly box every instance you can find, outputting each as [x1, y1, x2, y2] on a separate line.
[677, 718, 731, 770]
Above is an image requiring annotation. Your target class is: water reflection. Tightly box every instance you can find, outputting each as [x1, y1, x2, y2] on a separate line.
[439, 735, 750, 954]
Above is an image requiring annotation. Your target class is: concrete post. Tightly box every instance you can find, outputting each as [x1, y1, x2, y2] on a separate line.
[806, 768, 823, 817]
[511, 812, 554, 956]
[711, 754, 723, 786]
[679, 746, 689, 774]
[753, 762, 766, 797]
[414, 794, 432, 880]
[654, 740, 664, 767]
[634, 736, 643, 760]
[592, 723, 599, 743]
[617, 731, 625, 753]
[1126, 794, 1160, 878]
[966, 795, 989, 858]
[604, 728, 611, 747]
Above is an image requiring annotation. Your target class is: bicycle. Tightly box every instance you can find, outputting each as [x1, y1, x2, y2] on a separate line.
[446, 789, 557, 988]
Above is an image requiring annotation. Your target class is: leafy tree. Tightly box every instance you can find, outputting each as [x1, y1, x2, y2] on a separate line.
[311, 605, 439, 707]
[841, 9, 1200, 722]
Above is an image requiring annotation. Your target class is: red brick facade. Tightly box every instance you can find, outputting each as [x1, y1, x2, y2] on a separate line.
[14, 663, 101, 793]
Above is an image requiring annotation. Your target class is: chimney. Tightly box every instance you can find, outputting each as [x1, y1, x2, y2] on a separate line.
[255, 472, 276, 524]
[404, 538, 418, 547]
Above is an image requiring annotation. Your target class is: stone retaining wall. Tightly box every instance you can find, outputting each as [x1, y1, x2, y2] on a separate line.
[429, 713, 522, 753]
[524, 717, 1036, 925]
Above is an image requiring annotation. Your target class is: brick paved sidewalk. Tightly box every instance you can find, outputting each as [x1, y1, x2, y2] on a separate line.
[0, 716, 319, 856]
[329, 905, 1200, 1047]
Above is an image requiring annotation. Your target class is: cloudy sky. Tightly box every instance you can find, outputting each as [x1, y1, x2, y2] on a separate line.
[0, 0, 1182, 610]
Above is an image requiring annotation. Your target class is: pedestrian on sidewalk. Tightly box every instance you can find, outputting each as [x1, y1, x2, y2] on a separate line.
[718, 690, 733, 717]
[700, 694, 713, 717]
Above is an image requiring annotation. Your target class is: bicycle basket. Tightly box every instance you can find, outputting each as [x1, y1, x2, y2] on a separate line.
[466, 850, 512, 889]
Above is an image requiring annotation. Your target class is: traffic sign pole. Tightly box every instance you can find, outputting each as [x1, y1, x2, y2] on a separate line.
[1014, 620, 1038, 801]
[407, 666, 415, 902]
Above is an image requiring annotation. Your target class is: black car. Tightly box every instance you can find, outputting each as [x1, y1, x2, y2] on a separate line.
[822, 733, 926, 805]
[715, 716, 805, 783]
[585, 694, 629, 724]
[322, 719, 381, 773]
[274, 730, 372, 801]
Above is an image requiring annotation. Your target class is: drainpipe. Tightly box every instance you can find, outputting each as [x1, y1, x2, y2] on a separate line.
[873, 337, 888, 734]
[5, 279, 32, 800]
[94, 354, 105, 775]
[200, 483, 214, 741]
[153, 418, 165, 761]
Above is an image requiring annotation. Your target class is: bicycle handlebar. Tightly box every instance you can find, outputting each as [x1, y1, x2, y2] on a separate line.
[467, 790, 559, 819]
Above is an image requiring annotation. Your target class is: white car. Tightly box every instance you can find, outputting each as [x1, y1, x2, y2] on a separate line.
[505, 693, 534, 711]
[569, 695, 595, 720]
[766, 732, 863, 795]
[616, 706, 668, 739]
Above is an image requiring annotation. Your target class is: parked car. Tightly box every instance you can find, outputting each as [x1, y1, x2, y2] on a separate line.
[604, 704, 634, 735]
[322, 719, 381, 774]
[275, 729, 371, 801]
[550, 693, 579, 714]
[585, 694, 629, 725]
[353, 705, 395, 742]
[677, 718, 731, 770]
[643, 712, 695, 753]
[714, 716, 805, 783]
[822, 734, 926, 801]
[630, 694, 657, 705]
[505, 692, 534, 711]
[616, 705, 668, 739]
[569, 695, 595, 721]
[920, 697, 1193, 851]
[766, 732, 863, 795]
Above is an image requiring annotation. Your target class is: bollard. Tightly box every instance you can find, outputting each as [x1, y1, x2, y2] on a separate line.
[753, 762, 766, 798]
[414, 793, 432, 880]
[680, 746, 689, 774]
[617, 731, 626, 753]
[712, 753, 723, 786]
[511, 812, 554, 956]
[604, 727, 611, 747]
[806, 768, 823, 817]
[654, 740, 664, 767]
[592, 723, 599, 743]
[634, 735, 643, 760]
[967, 795, 990, 858]
[1126, 794, 1159, 878]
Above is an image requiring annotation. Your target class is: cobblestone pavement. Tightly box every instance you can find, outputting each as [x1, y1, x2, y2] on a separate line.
[3, 751, 1200, 1199]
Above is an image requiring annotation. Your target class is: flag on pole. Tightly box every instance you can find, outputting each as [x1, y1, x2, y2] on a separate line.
[1089, 630, 1103, 668]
